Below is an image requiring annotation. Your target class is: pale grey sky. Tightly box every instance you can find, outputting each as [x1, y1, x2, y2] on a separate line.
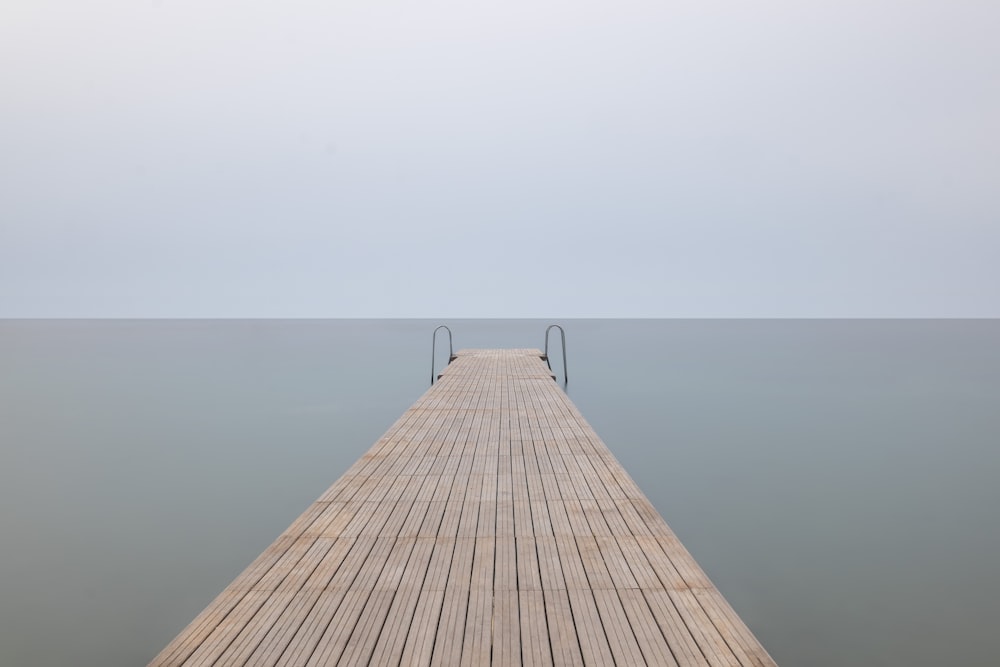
[2, 0, 998, 317]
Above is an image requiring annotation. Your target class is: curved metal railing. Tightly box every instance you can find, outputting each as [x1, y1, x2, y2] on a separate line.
[431, 325, 454, 385]
[543, 324, 568, 385]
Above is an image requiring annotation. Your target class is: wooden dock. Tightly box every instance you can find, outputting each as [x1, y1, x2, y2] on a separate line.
[151, 349, 775, 666]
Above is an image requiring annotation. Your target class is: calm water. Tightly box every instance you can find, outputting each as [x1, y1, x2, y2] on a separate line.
[1, 319, 998, 666]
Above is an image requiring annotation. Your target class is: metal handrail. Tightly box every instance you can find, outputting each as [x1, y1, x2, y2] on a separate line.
[431, 325, 454, 385]
[543, 324, 568, 385]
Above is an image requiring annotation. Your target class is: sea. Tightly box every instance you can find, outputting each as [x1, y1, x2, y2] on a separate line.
[1, 319, 998, 666]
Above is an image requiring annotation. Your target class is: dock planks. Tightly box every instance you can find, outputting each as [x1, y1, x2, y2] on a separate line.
[151, 349, 775, 666]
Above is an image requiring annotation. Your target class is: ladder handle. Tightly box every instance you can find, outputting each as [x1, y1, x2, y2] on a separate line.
[544, 324, 568, 385]
[431, 325, 454, 385]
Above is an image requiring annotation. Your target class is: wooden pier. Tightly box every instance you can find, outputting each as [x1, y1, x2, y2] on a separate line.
[151, 349, 775, 666]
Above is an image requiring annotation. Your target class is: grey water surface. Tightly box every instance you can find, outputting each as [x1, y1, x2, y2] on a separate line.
[1, 319, 998, 666]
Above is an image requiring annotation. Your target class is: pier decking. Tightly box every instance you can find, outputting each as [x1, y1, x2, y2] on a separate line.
[151, 349, 775, 666]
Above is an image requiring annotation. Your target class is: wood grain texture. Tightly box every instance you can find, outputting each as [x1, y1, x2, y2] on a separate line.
[149, 349, 775, 666]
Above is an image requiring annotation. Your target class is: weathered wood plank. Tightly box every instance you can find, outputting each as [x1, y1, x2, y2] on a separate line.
[519, 590, 552, 667]
[399, 589, 445, 666]
[567, 589, 616, 665]
[593, 588, 647, 666]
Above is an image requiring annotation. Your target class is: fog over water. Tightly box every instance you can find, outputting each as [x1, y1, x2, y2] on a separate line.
[1, 319, 998, 665]
[4, 2, 999, 318]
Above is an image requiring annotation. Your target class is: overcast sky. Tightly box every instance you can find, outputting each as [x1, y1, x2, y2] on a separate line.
[2, 0, 997, 317]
